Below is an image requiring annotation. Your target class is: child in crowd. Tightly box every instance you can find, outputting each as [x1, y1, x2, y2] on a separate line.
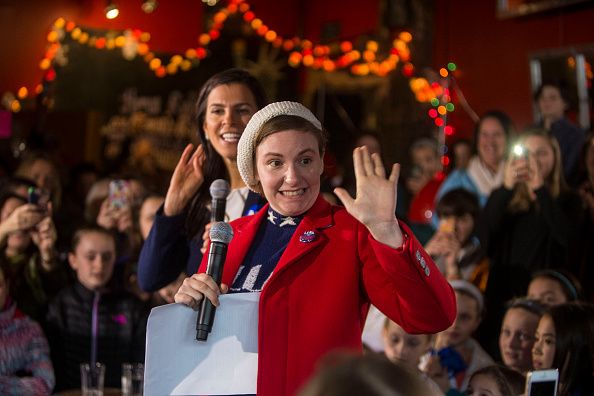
[425, 188, 488, 290]
[0, 192, 67, 323]
[527, 269, 580, 306]
[383, 318, 443, 395]
[499, 298, 545, 373]
[0, 264, 55, 395]
[46, 225, 148, 392]
[466, 365, 525, 396]
[406, 137, 444, 244]
[532, 302, 594, 396]
[421, 280, 493, 394]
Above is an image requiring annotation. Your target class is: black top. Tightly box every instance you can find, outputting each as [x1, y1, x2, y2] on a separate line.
[46, 282, 148, 391]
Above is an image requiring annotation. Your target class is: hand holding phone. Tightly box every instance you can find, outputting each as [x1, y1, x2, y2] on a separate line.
[525, 369, 559, 396]
[108, 180, 131, 210]
[27, 187, 50, 213]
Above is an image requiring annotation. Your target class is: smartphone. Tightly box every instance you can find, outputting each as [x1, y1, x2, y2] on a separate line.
[439, 217, 455, 234]
[512, 143, 528, 159]
[108, 180, 131, 209]
[27, 187, 49, 212]
[525, 369, 559, 396]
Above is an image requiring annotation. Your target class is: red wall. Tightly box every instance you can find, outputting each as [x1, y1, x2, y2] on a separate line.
[0, 0, 380, 96]
[433, 0, 594, 134]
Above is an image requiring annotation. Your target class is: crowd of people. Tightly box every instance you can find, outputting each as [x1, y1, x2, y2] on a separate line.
[0, 69, 593, 396]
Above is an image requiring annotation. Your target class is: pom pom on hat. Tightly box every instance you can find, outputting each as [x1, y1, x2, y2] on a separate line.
[237, 101, 322, 191]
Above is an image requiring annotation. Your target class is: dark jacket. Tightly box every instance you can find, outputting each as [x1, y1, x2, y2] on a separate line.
[46, 282, 148, 391]
[137, 189, 265, 291]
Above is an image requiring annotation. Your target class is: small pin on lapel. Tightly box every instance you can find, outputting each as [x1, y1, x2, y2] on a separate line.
[299, 230, 317, 243]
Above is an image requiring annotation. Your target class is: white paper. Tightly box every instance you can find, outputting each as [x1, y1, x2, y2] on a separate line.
[144, 293, 260, 395]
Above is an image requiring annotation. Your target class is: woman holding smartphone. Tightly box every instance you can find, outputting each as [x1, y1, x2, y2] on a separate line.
[479, 130, 581, 346]
[137, 69, 267, 292]
[532, 302, 594, 396]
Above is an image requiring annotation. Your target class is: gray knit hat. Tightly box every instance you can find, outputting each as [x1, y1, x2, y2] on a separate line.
[237, 101, 322, 191]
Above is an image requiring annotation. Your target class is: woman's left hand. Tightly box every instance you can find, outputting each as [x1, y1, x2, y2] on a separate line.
[334, 146, 403, 248]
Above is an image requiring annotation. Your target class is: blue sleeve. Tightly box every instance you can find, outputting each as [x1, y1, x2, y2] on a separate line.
[137, 205, 203, 292]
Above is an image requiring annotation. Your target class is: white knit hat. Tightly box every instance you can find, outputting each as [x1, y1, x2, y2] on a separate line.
[237, 101, 322, 190]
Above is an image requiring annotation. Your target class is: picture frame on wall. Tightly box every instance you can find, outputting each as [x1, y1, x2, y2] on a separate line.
[529, 44, 594, 130]
[497, 0, 593, 19]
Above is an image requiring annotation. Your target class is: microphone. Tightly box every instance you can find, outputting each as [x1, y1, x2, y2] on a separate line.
[196, 221, 234, 341]
[209, 179, 230, 222]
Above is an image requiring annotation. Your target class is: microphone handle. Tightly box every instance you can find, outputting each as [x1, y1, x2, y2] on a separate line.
[196, 242, 227, 341]
[210, 198, 226, 222]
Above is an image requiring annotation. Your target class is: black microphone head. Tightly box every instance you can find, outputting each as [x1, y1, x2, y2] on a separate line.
[209, 179, 230, 200]
[209, 222, 234, 244]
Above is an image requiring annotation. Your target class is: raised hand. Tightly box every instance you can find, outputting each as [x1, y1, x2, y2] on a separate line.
[0, 203, 45, 242]
[334, 146, 403, 248]
[164, 144, 206, 216]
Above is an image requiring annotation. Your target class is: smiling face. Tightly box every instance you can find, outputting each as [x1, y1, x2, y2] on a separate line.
[203, 83, 258, 161]
[499, 307, 540, 372]
[523, 135, 555, 180]
[255, 130, 324, 217]
[477, 117, 507, 170]
[69, 231, 116, 291]
[383, 320, 432, 368]
[532, 315, 556, 370]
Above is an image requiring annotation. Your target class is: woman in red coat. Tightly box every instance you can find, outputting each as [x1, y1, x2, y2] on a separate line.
[175, 101, 456, 395]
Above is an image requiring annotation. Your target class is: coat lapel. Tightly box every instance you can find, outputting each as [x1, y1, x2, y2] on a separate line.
[221, 196, 335, 286]
[221, 207, 267, 286]
[269, 196, 334, 277]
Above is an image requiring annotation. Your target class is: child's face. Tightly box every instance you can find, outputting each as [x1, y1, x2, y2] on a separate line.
[532, 315, 556, 370]
[69, 231, 115, 291]
[382, 320, 432, 368]
[440, 213, 474, 244]
[499, 307, 539, 373]
[467, 373, 503, 396]
[527, 277, 568, 306]
[440, 292, 481, 347]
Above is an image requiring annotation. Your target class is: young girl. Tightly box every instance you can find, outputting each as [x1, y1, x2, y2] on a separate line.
[46, 226, 148, 392]
[532, 302, 594, 396]
[421, 280, 493, 393]
[383, 318, 443, 395]
[0, 192, 65, 322]
[527, 269, 580, 306]
[425, 188, 488, 291]
[498, 298, 545, 373]
[466, 365, 525, 396]
[0, 264, 55, 395]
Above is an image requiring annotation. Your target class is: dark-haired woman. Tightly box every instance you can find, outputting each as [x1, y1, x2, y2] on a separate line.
[137, 68, 267, 292]
[532, 302, 594, 396]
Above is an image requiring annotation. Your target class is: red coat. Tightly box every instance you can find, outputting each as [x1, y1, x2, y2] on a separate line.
[198, 196, 456, 396]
